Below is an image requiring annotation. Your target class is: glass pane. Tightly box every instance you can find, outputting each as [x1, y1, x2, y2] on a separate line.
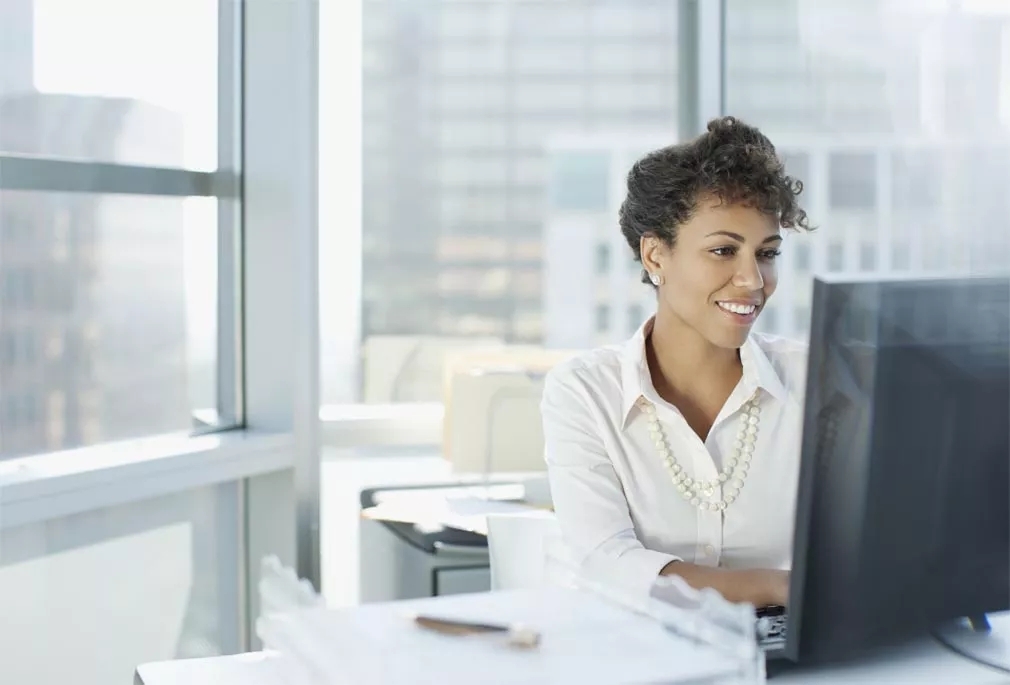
[0, 191, 223, 459]
[333, 0, 680, 403]
[725, 0, 1010, 339]
[0, 482, 241, 684]
[0, 0, 218, 170]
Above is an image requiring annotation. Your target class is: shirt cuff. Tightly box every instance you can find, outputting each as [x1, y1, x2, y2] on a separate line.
[584, 546, 681, 598]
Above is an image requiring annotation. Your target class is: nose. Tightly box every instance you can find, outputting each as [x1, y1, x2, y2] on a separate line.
[732, 256, 764, 291]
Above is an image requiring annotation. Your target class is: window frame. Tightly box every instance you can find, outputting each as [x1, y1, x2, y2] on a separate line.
[0, 0, 244, 436]
[0, 0, 323, 648]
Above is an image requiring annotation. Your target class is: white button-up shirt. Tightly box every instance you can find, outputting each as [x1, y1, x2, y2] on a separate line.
[541, 318, 808, 596]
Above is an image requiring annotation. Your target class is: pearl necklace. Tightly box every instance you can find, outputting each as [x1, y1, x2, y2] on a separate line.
[641, 396, 761, 512]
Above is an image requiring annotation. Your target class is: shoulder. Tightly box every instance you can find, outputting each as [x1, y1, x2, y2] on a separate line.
[750, 332, 809, 394]
[543, 344, 624, 404]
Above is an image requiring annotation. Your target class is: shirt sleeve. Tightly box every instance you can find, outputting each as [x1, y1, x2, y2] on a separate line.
[541, 365, 681, 597]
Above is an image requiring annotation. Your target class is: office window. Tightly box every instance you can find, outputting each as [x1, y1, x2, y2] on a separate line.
[0, 192, 222, 458]
[759, 306, 778, 335]
[595, 243, 611, 275]
[828, 153, 877, 211]
[595, 304, 610, 333]
[590, 43, 671, 73]
[2, 0, 218, 171]
[511, 3, 587, 37]
[794, 305, 811, 337]
[859, 242, 877, 271]
[892, 242, 911, 270]
[780, 152, 809, 187]
[793, 242, 811, 272]
[892, 150, 941, 210]
[720, 0, 1010, 358]
[438, 83, 510, 112]
[590, 80, 670, 111]
[340, 0, 684, 403]
[628, 304, 645, 334]
[0, 0, 242, 458]
[513, 82, 586, 112]
[512, 44, 585, 73]
[827, 242, 844, 272]
[549, 150, 611, 212]
[589, 1, 676, 37]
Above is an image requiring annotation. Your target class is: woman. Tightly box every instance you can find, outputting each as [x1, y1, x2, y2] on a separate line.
[541, 116, 812, 607]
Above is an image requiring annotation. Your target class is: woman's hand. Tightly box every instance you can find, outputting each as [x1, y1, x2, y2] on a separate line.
[750, 568, 790, 607]
[660, 562, 790, 607]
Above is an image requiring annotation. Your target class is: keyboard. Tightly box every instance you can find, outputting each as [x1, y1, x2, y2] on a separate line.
[756, 605, 788, 648]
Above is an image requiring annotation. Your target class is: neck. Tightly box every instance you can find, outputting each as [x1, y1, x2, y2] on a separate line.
[646, 307, 743, 403]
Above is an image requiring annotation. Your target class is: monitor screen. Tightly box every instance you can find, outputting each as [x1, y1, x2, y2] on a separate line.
[787, 274, 1010, 664]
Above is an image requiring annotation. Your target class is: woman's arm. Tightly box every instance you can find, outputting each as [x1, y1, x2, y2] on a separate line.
[660, 561, 789, 607]
[541, 366, 681, 597]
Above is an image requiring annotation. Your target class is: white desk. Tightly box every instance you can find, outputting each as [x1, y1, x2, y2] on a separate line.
[136, 636, 1010, 685]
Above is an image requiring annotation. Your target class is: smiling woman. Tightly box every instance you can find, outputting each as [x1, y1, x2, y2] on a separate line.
[541, 116, 814, 607]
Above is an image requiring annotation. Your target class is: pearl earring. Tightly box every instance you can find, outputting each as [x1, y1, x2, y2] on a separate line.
[649, 272, 663, 286]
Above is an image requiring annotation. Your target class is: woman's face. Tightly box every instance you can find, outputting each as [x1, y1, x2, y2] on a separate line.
[641, 197, 782, 350]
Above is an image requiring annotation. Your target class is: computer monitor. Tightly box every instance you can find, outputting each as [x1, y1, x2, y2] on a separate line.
[785, 273, 1010, 665]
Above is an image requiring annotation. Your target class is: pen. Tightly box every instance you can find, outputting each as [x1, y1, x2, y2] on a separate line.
[411, 613, 541, 648]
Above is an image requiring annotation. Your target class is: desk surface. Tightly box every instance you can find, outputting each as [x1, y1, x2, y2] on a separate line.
[136, 639, 1010, 685]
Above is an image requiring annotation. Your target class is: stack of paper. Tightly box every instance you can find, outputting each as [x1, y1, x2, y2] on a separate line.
[260, 587, 756, 685]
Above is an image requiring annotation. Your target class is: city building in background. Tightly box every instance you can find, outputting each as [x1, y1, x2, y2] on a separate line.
[359, 0, 1010, 402]
[0, 3, 190, 457]
[361, 0, 680, 341]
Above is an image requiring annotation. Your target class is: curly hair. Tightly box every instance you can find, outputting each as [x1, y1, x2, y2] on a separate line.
[619, 116, 812, 284]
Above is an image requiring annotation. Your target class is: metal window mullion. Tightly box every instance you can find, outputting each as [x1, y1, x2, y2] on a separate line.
[217, 0, 247, 653]
[0, 154, 236, 197]
[216, 0, 244, 433]
[677, 0, 725, 141]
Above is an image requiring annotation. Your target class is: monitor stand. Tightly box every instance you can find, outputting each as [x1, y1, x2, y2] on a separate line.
[933, 612, 1010, 672]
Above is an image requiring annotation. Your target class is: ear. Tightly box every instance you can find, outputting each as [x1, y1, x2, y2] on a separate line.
[640, 234, 666, 275]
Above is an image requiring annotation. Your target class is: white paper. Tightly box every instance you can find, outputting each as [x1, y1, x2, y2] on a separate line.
[294, 588, 744, 685]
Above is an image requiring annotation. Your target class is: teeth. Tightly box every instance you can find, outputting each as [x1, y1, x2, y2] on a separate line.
[718, 302, 757, 315]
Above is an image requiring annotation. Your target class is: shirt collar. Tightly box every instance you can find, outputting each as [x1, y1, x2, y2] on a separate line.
[619, 317, 789, 428]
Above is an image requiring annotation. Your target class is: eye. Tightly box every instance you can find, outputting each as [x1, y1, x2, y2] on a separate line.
[710, 246, 737, 257]
[758, 248, 782, 262]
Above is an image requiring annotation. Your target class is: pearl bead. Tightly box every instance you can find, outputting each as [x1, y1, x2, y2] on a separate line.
[650, 390, 759, 513]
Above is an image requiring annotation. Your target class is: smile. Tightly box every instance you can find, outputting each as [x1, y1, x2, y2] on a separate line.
[717, 301, 758, 315]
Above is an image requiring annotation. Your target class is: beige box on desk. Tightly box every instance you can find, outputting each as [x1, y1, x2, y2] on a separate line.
[442, 348, 577, 474]
[363, 335, 504, 402]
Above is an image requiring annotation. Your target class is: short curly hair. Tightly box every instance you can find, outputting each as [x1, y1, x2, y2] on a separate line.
[619, 116, 812, 284]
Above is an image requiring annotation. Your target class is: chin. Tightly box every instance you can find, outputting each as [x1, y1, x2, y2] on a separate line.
[707, 326, 751, 350]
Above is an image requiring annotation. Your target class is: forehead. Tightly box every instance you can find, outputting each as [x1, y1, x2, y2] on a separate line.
[679, 197, 780, 241]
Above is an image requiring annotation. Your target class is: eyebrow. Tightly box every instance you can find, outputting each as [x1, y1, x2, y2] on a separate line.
[706, 230, 783, 244]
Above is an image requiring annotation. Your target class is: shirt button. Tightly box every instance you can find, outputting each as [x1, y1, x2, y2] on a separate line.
[704, 545, 716, 556]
